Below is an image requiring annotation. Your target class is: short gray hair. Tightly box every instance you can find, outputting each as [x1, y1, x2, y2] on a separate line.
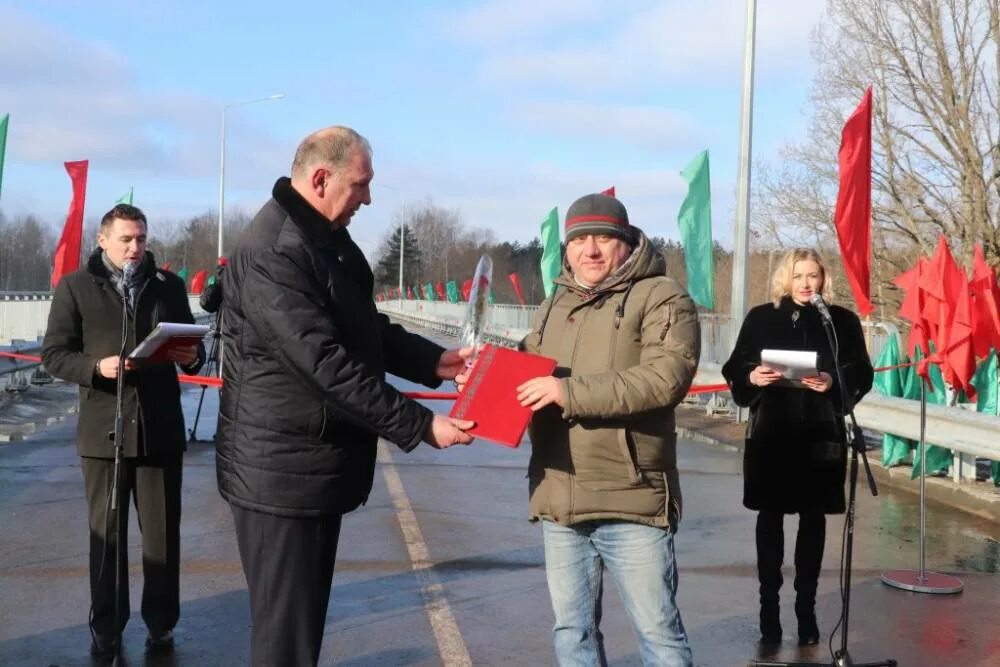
[291, 126, 372, 178]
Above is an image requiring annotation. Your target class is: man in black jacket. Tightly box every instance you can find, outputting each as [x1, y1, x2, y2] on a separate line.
[217, 125, 474, 666]
[42, 204, 204, 660]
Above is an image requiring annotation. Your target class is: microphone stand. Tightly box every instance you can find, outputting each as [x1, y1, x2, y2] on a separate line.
[107, 287, 130, 663]
[750, 308, 895, 667]
[188, 309, 221, 443]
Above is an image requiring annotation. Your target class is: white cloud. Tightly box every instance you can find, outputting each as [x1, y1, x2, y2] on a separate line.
[508, 100, 703, 152]
[465, 0, 827, 90]
[442, 0, 607, 45]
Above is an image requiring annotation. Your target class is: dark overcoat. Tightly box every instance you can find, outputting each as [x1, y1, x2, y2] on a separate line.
[721, 296, 873, 514]
[216, 177, 446, 519]
[42, 249, 203, 458]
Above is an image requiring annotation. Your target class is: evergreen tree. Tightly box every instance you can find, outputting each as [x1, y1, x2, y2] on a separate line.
[373, 224, 422, 290]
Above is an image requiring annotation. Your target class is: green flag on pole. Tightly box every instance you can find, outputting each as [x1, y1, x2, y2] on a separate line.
[872, 333, 914, 467]
[446, 280, 460, 303]
[539, 207, 561, 298]
[972, 351, 1000, 485]
[177, 267, 188, 285]
[907, 346, 952, 478]
[0, 113, 8, 201]
[116, 186, 134, 205]
[424, 282, 436, 301]
[678, 150, 714, 309]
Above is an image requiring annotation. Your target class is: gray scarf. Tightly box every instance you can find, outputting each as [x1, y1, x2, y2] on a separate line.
[102, 252, 147, 309]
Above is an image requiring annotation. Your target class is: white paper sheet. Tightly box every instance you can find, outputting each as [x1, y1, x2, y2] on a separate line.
[760, 349, 818, 380]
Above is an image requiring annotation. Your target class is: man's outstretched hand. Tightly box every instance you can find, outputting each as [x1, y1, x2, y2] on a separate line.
[424, 414, 475, 449]
[436, 347, 474, 380]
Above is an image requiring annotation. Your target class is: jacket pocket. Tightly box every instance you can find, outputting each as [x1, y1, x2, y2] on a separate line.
[617, 429, 644, 486]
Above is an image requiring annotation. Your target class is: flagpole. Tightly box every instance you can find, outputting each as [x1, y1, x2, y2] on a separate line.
[730, 0, 756, 353]
[881, 381, 963, 594]
[217, 94, 284, 260]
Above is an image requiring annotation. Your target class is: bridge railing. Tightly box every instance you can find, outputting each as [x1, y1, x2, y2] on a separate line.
[1, 292, 206, 346]
[376, 300, 1000, 485]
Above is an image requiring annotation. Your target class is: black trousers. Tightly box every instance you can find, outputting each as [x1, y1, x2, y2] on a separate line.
[231, 504, 343, 667]
[755, 510, 826, 607]
[80, 453, 183, 641]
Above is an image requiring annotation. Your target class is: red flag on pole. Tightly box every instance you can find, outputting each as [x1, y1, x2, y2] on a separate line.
[600, 186, 615, 197]
[832, 87, 875, 315]
[52, 160, 89, 288]
[190, 269, 209, 295]
[970, 245, 1000, 357]
[508, 272, 526, 305]
[461, 279, 473, 301]
[434, 281, 446, 301]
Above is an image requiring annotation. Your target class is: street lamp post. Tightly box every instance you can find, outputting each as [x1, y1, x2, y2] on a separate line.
[217, 94, 284, 260]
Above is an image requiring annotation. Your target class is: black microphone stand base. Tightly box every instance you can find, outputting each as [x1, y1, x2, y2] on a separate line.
[750, 654, 896, 667]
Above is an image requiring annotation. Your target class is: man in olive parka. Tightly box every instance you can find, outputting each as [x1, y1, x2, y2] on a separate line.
[518, 193, 701, 666]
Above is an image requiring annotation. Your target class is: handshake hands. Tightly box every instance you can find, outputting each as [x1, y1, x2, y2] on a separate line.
[423, 346, 476, 449]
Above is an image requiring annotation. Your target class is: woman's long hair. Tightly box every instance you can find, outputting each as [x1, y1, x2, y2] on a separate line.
[770, 248, 834, 307]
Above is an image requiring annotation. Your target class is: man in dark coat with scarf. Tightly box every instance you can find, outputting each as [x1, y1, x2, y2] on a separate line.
[42, 203, 204, 660]
[216, 125, 474, 667]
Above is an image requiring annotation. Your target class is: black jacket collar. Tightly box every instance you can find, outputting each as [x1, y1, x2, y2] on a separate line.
[273, 177, 347, 249]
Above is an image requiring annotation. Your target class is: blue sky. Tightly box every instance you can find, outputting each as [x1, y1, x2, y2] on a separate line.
[0, 0, 829, 258]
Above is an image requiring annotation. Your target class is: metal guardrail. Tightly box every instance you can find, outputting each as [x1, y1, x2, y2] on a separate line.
[0, 292, 205, 346]
[377, 301, 1000, 485]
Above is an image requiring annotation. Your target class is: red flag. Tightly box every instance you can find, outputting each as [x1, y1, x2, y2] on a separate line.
[406, 285, 414, 300]
[190, 269, 209, 295]
[52, 160, 89, 288]
[936, 244, 975, 398]
[832, 87, 875, 315]
[970, 245, 1000, 357]
[601, 186, 615, 197]
[434, 281, 446, 301]
[508, 272, 526, 305]
[461, 279, 473, 301]
[894, 258, 930, 358]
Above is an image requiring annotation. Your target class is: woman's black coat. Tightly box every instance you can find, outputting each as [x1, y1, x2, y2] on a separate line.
[722, 297, 873, 514]
[42, 249, 203, 458]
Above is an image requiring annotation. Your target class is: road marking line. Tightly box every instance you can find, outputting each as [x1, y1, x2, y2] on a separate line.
[378, 441, 472, 666]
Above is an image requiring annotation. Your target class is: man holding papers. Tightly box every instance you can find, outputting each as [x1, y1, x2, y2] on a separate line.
[514, 193, 701, 666]
[722, 248, 873, 648]
[216, 126, 473, 667]
[42, 204, 204, 659]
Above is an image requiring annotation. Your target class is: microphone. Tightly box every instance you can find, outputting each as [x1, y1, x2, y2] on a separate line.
[122, 260, 137, 306]
[809, 293, 833, 323]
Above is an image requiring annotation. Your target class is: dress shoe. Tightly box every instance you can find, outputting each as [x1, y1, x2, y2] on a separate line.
[145, 629, 174, 653]
[90, 637, 120, 660]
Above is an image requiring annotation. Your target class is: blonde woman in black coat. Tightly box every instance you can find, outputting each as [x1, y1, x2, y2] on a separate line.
[722, 248, 873, 648]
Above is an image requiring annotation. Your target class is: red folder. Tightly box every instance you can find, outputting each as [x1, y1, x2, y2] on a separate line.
[449, 344, 557, 447]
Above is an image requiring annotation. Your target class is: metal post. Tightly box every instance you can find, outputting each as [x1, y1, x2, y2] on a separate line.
[398, 219, 405, 305]
[217, 108, 227, 261]
[730, 0, 757, 349]
[881, 382, 963, 594]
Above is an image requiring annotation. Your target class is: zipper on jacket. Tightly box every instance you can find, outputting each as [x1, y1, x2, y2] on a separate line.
[617, 429, 643, 486]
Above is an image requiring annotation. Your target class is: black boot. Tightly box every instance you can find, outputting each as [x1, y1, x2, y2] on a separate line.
[756, 511, 784, 645]
[794, 512, 825, 646]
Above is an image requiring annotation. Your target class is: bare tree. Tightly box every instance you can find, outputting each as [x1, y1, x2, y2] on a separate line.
[754, 0, 1000, 314]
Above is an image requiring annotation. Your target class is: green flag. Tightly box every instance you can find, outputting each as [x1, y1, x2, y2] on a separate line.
[177, 267, 188, 285]
[116, 186, 134, 205]
[872, 334, 914, 467]
[539, 207, 561, 298]
[446, 280, 460, 303]
[678, 150, 714, 309]
[907, 346, 952, 478]
[0, 113, 8, 200]
[972, 351, 1000, 486]
[424, 282, 436, 301]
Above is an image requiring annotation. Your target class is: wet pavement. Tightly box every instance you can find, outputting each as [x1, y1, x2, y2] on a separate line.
[2, 361, 1000, 665]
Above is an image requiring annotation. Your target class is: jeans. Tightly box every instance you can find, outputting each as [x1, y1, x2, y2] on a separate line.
[542, 519, 693, 667]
